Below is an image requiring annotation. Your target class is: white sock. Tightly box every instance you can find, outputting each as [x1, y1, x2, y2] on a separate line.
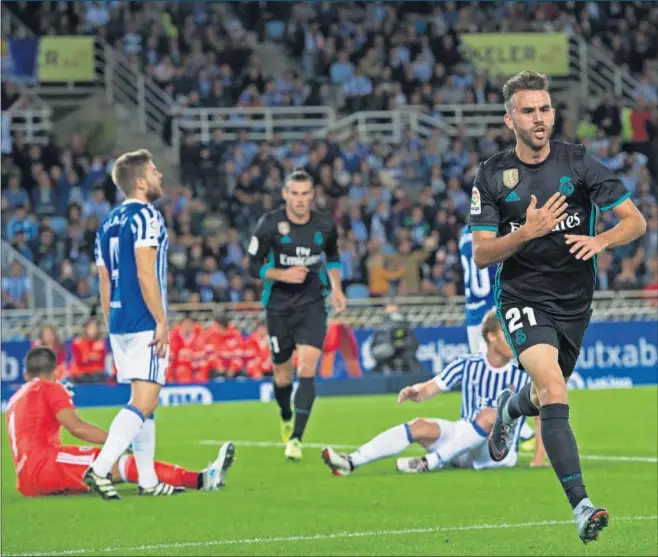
[425, 421, 488, 470]
[349, 424, 412, 468]
[92, 406, 144, 478]
[132, 417, 157, 489]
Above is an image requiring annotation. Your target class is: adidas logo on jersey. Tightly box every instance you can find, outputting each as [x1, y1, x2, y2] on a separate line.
[505, 191, 521, 203]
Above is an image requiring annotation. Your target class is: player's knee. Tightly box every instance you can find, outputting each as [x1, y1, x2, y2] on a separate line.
[474, 408, 496, 432]
[129, 381, 161, 416]
[536, 379, 568, 406]
[296, 345, 321, 378]
[407, 418, 436, 442]
[273, 364, 293, 387]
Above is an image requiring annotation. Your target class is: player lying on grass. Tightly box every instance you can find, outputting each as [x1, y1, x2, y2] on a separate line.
[5, 346, 234, 497]
[322, 310, 546, 475]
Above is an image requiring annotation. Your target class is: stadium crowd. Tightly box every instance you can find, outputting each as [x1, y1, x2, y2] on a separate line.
[1, 2, 657, 346]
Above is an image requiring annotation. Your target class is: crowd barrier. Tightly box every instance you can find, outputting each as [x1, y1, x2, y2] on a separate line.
[2, 322, 656, 409]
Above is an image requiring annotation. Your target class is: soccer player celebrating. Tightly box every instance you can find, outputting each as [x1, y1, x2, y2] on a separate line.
[469, 71, 646, 543]
[321, 310, 540, 474]
[247, 168, 347, 461]
[91, 149, 235, 499]
[5, 347, 234, 497]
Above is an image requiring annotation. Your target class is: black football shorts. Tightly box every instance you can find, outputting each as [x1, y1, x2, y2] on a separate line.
[497, 303, 592, 379]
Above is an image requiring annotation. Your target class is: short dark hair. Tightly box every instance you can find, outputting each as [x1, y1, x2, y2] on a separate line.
[502, 71, 550, 113]
[285, 167, 312, 187]
[214, 311, 231, 328]
[25, 347, 57, 377]
[481, 310, 502, 344]
[111, 149, 153, 196]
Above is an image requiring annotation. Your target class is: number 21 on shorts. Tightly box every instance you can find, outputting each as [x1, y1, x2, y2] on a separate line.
[505, 307, 537, 332]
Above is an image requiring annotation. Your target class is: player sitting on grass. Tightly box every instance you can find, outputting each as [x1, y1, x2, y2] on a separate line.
[322, 310, 546, 475]
[5, 347, 234, 497]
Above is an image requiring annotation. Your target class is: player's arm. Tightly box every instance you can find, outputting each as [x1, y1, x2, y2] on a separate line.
[95, 231, 110, 328]
[398, 358, 464, 403]
[565, 153, 647, 260]
[132, 212, 166, 325]
[47, 384, 108, 444]
[135, 247, 166, 323]
[247, 215, 306, 284]
[324, 221, 342, 291]
[133, 210, 169, 356]
[398, 378, 441, 403]
[324, 221, 347, 313]
[56, 409, 108, 445]
[469, 165, 525, 268]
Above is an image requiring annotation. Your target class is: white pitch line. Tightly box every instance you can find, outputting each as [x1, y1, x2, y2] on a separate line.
[198, 440, 658, 464]
[5, 515, 657, 557]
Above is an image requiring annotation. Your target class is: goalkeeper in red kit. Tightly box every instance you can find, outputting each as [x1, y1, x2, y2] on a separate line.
[5, 346, 234, 497]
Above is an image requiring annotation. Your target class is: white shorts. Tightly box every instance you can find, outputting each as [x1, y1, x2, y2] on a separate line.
[109, 331, 169, 386]
[426, 419, 518, 471]
[467, 325, 487, 354]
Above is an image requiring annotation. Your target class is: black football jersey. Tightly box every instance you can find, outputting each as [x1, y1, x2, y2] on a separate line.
[247, 207, 340, 314]
[469, 141, 629, 317]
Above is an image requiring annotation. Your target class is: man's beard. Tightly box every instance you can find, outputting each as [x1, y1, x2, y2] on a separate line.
[515, 124, 552, 152]
[146, 186, 162, 203]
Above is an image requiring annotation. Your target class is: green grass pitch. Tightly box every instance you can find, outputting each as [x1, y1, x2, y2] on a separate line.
[2, 387, 657, 556]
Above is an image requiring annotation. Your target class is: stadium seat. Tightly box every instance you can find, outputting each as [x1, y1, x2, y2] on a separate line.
[346, 283, 370, 300]
[265, 21, 285, 42]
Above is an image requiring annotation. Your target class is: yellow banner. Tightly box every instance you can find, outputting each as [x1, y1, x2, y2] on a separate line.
[461, 33, 569, 76]
[37, 37, 94, 82]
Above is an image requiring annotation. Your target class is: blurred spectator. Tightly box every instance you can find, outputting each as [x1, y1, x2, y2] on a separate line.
[199, 312, 244, 380]
[242, 321, 273, 380]
[169, 315, 204, 384]
[31, 324, 68, 380]
[69, 318, 107, 384]
[2, 261, 30, 309]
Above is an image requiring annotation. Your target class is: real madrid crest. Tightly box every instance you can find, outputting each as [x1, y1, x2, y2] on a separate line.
[503, 168, 519, 189]
[277, 221, 290, 236]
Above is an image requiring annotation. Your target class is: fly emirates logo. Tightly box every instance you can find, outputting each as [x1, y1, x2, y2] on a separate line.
[509, 212, 582, 233]
[280, 247, 321, 267]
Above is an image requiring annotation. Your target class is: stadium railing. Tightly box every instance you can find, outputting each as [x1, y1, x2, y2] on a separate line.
[2, 290, 654, 341]
[171, 105, 335, 149]
[101, 41, 173, 136]
[5, 90, 53, 145]
[1, 2, 173, 138]
[1, 241, 92, 340]
[570, 34, 642, 104]
[170, 104, 507, 157]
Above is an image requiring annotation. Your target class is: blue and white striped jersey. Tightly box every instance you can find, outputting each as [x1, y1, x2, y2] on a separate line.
[459, 226, 497, 327]
[434, 353, 529, 422]
[95, 199, 168, 335]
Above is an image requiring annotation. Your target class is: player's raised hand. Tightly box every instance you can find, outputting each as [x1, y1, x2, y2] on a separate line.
[398, 385, 421, 403]
[149, 321, 169, 358]
[523, 193, 568, 239]
[331, 288, 347, 314]
[564, 234, 608, 261]
[281, 266, 308, 284]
